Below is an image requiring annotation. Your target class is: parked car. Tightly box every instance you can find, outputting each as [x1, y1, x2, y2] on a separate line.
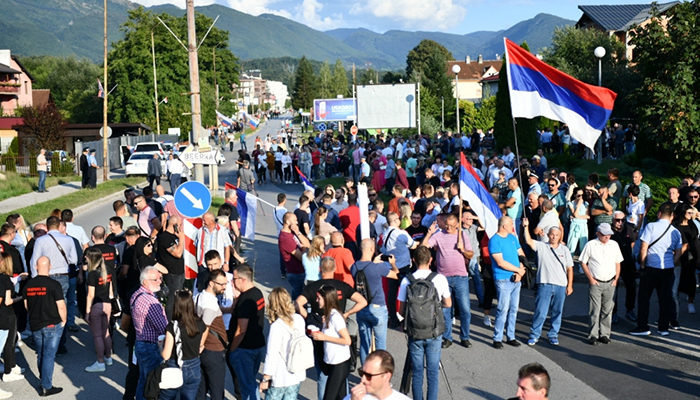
[125, 153, 167, 177]
[160, 141, 174, 153]
[216, 151, 226, 165]
[132, 142, 165, 156]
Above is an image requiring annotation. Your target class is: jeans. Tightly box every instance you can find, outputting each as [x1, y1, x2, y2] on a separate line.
[625, 142, 634, 154]
[529, 283, 567, 340]
[160, 358, 201, 400]
[198, 349, 226, 400]
[468, 258, 484, 305]
[67, 276, 77, 327]
[493, 279, 521, 342]
[442, 275, 471, 341]
[135, 340, 163, 400]
[357, 305, 388, 365]
[588, 280, 615, 339]
[33, 324, 64, 390]
[286, 273, 305, 301]
[51, 274, 70, 351]
[170, 174, 181, 194]
[38, 170, 47, 192]
[228, 346, 265, 400]
[266, 383, 301, 400]
[408, 336, 442, 400]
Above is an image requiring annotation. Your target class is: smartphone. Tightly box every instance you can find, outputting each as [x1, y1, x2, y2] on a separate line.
[380, 254, 391, 262]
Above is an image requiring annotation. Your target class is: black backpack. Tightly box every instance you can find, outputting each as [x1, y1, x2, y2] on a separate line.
[353, 262, 374, 305]
[403, 272, 445, 340]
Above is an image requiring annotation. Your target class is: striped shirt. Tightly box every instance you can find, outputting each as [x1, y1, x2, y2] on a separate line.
[131, 286, 167, 343]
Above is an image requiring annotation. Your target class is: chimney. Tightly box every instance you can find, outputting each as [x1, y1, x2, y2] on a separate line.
[478, 54, 483, 64]
[496, 54, 501, 61]
[465, 56, 470, 64]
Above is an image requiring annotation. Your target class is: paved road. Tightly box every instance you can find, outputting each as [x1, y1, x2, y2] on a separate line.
[9, 117, 700, 399]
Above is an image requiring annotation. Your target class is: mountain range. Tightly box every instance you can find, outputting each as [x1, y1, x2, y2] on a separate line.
[2, 0, 575, 69]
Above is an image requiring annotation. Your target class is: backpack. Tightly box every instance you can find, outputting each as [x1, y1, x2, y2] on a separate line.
[282, 319, 315, 374]
[353, 262, 374, 305]
[403, 272, 445, 340]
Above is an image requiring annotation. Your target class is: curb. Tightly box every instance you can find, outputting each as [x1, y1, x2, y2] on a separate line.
[72, 180, 148, 216]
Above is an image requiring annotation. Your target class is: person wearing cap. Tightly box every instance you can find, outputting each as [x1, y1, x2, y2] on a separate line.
[579, 223, 623, 345]
[527, 172, 541, 196]
[80, 148, 89, 189]
[531, 155, 546, 181]
[610, 210, 637, 323]
[359, 155, 371, 185]
[87, 149, 99, 189]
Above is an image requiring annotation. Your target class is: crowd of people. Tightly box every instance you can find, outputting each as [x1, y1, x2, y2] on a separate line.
[0, 123, 697, 400]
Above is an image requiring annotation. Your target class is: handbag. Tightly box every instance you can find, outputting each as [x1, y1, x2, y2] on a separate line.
[159, 321, 184, 390]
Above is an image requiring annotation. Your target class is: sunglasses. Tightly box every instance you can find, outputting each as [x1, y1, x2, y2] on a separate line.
[548, 184, 556, 187]
[358, 368, 388, 380]
[613, 218, 624, 222]
[689, 196, 699, 199]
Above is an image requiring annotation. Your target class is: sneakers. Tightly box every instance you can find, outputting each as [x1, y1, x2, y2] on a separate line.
[11, 366, 24, 375]
[527, 338, 538, 346]
[493, 341, 504, 349]
[460, 340, 472, 348]
[85, 361, 106, 372]
[0, 387, 11, 399]
[505, 339, 521, 347]
[658, 330, 669, 337]
[588, 337, 598, 345]
[104, 357, 113, 366]
[670, 321, 681, 330]
[625, 311, 637, 322]
[549, 338, 559, 346]
[2, 370, 24, 382]
[689, 303, 696, 314]
[483, 316, 492, 327]
[630, 327, 651, 336]
[441, 339, 452, 349]
[280, 272, 287, 279]
[598, 336, 611, 344]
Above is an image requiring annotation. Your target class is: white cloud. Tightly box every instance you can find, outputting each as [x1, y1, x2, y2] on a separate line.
[224, 0, 292, 18]
[350, 0, 467, 30]
[296, 0, 343, 30]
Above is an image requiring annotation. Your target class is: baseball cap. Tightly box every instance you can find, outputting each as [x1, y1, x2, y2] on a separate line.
[597, 223, 614, 236]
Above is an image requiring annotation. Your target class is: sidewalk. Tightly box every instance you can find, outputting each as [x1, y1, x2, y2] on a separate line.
[0, 169, 127, 214]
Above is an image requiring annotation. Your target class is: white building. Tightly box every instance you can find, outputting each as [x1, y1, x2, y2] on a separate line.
[232, 70, 288, 111]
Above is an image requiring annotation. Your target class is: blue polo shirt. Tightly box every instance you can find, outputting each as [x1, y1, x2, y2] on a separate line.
[488, 233, 522, 281]
[640, 219, 682, 269]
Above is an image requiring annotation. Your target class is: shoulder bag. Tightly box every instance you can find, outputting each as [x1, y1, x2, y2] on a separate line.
[635, 223, 673, 264]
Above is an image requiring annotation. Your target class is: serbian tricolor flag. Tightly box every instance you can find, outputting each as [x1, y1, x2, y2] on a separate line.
[295, 165, 315, 191]
[246, 113, 260, 129]
[504, 38, 617, 151]
[224, 182, 257, 239]
[97, 78, 105, 98]
[460, 153, 501, 238]
[216, 110, 234, 127]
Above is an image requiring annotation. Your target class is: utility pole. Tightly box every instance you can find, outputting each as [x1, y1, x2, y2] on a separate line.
[213, 47, 219, 111]
[102, 0, 109, 181]
[186, 0, 204, 183]
[151, 29, 161, 135]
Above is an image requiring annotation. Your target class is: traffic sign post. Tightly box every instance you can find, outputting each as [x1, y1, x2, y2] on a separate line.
[351, 125, 358, 135]
[174, 181, 212, 219]
[317, 123, 327, 132]
[180, 145, 220, 169]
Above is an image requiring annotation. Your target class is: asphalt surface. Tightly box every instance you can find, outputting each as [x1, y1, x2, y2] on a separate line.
[8, 117, 700, 399]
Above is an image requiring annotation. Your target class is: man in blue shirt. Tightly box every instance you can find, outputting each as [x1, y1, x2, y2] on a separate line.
[351, 239, 399, 365]
[506, 178, 523, 236]
[630, 203, 683, 336]
[488, 216, 527, 349]
[87, 149, 99, 188]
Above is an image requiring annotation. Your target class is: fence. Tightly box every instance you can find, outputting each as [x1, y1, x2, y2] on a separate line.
[0, 153, 76, 177]
[75, 134, 180, 171]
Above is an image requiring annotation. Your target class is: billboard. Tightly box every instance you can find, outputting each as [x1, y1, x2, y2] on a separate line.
[313, 98, 357, 122]
[357, 83, 417, 129]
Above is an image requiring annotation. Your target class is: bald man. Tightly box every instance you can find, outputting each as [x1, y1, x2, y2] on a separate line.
[194, 212, 232, 271]
[24, 256, 67, 396]
[323, 232, 356, 286]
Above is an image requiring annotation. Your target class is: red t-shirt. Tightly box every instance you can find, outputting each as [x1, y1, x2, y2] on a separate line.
[323, 247, 355, 286]
[339, 205, 360, 244]
[312, 151, 321, 165]
[278, 231, 304, 274]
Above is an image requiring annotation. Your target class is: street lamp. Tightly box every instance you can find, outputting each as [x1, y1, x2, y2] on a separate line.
[441, 96, 444, 131]
[452, 64, 461, 134]
[594, 46, 605, 164]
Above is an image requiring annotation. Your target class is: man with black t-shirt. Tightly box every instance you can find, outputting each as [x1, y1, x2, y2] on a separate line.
[117, 227, 141, 304]
[195, 269, 229, 400]
[0, 223, 23, 277]
[405, 211, 429, 262]
[23, 256, 66, 397]
[294, 195, 312, 238]
[228, 264, 265, 400]
[157, 216, 185, 319]
[296, 257, 368, 400]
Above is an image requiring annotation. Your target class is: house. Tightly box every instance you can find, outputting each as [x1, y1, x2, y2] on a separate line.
[447, 55, 502, 103]
[0, 50, 33, 116]
[576, 2, 679, 60]
[480, 73, 500, 100]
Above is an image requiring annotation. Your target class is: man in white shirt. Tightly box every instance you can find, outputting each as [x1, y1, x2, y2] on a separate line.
[579, 223, 623, 345]
[489, 159, 513, 188]
[345, 350, 410, 400]
[61, 209, 89, 250]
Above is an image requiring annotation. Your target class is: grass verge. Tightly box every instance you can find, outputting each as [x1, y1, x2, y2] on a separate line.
[0, 172, 81, 202]
[0, 177, 146, 224]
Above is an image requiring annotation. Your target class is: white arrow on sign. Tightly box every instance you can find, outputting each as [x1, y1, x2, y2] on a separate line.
[180, 187, 204, 209]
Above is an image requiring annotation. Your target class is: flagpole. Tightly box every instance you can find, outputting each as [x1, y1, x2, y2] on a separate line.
[504, 38, 526, 222]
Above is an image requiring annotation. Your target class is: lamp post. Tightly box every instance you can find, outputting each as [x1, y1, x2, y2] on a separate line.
[452, 64, 461, 134]
[594, 46, 605, 164]
[441, 96, 444, 131]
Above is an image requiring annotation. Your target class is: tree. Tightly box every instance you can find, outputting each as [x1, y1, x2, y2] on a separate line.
[381, 71, 405, 84]
[16, 104, 67, 154]
[107, 7, 239, 133]
[317, 61, 333, 99]
[542, 25, 639, 118]
[331, 60, 348, 98]
[473, 96, 497, 132]
[494, 41, 539, 156]
[358, 68, 377, 85]
[630, 1, 700, 172]
[292, 56, 315, 110]
[406, 40, 453, 80]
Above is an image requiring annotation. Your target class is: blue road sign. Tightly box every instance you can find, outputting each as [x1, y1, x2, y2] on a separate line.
[317, 123, 327, 131]
[174, 181, 212, 219]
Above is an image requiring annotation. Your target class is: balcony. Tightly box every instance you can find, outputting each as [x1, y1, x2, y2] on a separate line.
[0, 83, 21, 95]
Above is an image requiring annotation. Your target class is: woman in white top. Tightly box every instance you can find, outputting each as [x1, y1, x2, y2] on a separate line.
[626, 183, 645, 235]
[259, 287, 306, 400]
[302, 236, 325, 282]
[282, 150, 293, 183]
[310, 285, 351, 400]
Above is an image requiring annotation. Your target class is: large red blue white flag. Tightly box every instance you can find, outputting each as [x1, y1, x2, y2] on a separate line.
[504, 38, 617, 150]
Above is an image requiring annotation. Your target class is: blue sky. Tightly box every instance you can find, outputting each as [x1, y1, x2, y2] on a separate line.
[132, 0, 651, 33]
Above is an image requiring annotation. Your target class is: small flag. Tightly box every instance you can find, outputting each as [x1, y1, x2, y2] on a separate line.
[237, 187, 258, 240]
[247, 113, 260, 129]
[459, 152, 501, 237]
[97, 79, 104, 98]
[504, 38, 617, 150]
[216, 110, 234, 127]
[295, 165, 315, 191]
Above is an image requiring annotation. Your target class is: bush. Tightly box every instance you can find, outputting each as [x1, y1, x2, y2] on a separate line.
[1, 156, 16, 173]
